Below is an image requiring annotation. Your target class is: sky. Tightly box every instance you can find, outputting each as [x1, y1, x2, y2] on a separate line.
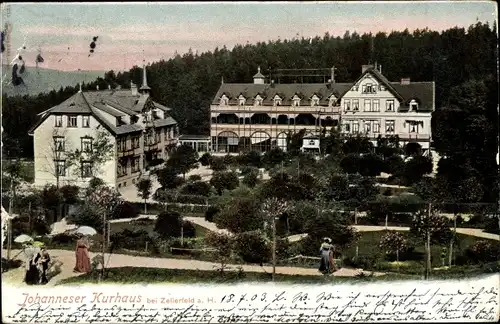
[1, 1, 498, 72]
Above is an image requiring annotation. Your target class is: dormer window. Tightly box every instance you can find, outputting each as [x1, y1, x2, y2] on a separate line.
[292, 95, 301, 107]
[220, 95, 229, 106]
[273, 95, 282, 106]
[254, 95, 263, 106]
[328, 95, 337, 107]
[362, 83, 376, 94]
[409, 99, 418, 112]
[379, 85, 385, 91]
[238, 95, 246, 106]
[311, 95, 320, 107]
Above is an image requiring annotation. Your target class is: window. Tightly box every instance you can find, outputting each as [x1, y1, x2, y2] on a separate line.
[254, 95, 263, 106]
[131, 157, 140, 173]
[363, 83, 376, 94]
[118, 160, 128, 176]
[408, 121, 421, 133]
[164, 128, 169, 140]
[343, 122, 351, 133]
[54, 137, 65, 152]
[67, 116, 77, 127]
[220, 96, 229, 106]
[364, 99, 371, 112]
[81, 138, 93, 153]
[55, 160, 66, 177]
[409, 100, 418, 112]
[386, 100, 395, 112]
[385, 120, 395, 134]
[373, 100, 380, 112]
[364, 121, 371, 133]
[55, 116, 63, 127]
[132, 136, 140, 149]
[274, 96, 282, 106]
[352, 121, 359, 133]
[380, 85, 385, 91]
[329, 96, 336, 107]
[373, 121, 380, 133]
[352, 99, 359, 111]
[238, 95, 246, 106]
[155, 131, 161, 143]
[81, 161, 92, 178]
[311, 95, 319, 107]
[82, 116, 90, 128]
[344, 99, 351, 111]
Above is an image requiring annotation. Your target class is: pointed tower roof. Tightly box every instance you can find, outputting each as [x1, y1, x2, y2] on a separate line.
[253, 66, 265, 79]
[140, 61, 151, 92]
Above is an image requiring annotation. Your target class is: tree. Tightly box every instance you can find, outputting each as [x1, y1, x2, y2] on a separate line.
[410, 206, 453, 278]
[214, 196, 262, 233]
[238, 151, 262, 168]
[154, 211, 183, 239]
[233, 232, 271, 265]
[136, 178, 153, 214]
[262, 148, 288, 170]
[261, 197, 288, 281]
[205, 232, 233, 273]
[401, 156, 433, 185]
[379, 231, 408, 262]
[210, 171, 239, 195]
[66, 129, 115, 181]
[156, 166, 185, 189]
[166, 144, 199, 179]
[180, 181, 212, 196]
[198, 152, 212, 166]
[242, 168, 259, 188]
[209, 156, 227, 171]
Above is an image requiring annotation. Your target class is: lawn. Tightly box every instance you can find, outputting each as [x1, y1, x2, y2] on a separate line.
[343, 230, 494, 270]
[56, 266, 415, 285]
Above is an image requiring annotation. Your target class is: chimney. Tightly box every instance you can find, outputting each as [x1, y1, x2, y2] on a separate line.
[131, 81, 138, 96]
[362, 64, 374, 73]
[400, 78, 411, 85]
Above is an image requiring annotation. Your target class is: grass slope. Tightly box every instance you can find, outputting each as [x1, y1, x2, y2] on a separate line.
[2, 65, 104, 96]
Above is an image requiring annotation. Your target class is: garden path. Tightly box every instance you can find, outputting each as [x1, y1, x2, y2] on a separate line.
[1, 248, 384, 287]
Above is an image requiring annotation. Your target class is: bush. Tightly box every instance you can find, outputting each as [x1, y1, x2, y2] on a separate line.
[233, 232, 270, 264]
[242, 168, 259, 188]
[342, 255, 379, 270]
[199, 153, 212, 166]
[51, 232, 80, 245]
[464, 240, 500, 264]
[188, 175, 202, 182]
[10, 214, 50, 238]
[205, 206, 220, 222]
[154, 211, 183, 239]
[210, 171, 239, 195]
[210, 157, 227, 171]
[180, 181, 212, 197]
[114, 202, 140, 219]
[182, 221, 197, 238]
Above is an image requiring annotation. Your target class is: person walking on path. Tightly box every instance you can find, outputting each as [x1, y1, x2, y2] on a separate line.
[39, 246, 51, 284]
[73, 235, 91, 273]
[318, 238, 333, 275]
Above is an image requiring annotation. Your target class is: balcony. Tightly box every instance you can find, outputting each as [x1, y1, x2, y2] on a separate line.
[117, 147, 139, 157]
[144, 141, 160, 152]
[211, 104, 341, 114]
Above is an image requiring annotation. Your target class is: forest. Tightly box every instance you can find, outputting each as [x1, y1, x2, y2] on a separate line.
[1, 22, 498, 202]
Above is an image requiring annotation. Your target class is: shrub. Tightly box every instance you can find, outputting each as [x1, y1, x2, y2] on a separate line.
[223, 154, 237, 166]
[180, 181, 212, 197]
[210, 171, 239, 195]
[379, 231, 408, 262]
[154, 211, 183, 239]
[242, 168, 259, 188]
[182, 221, 197, 238]
[205, 206, 220, 222]
[209, 157, 227, 171]
[342, 255, 379, 270]
[199, 153, 212, 166]
[464, 240, 500, 264]
[188, 175, 202, 182]
[114, 201, 140, 219]
[214, 196, 262, 233]
[233, 232, 271, 264]
[10, 214, 50, 238]
[51, 232, 80, 245]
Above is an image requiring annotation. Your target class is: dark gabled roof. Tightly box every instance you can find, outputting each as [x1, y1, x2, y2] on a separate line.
[390, 82, 434, 112]
[153, 117, 177, 128]
[338, 67, 404, 102]
[29, 90, 179, 136]
[211, 83, 351, 106]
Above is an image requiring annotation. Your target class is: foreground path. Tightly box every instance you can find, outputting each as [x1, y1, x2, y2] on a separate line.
[1, 249, 385, 287]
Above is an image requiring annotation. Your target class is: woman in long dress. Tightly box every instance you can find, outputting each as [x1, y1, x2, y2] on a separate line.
[23, 243, 40, 285]
[74, 236, 91, 273]
[318, 238, 333, 275]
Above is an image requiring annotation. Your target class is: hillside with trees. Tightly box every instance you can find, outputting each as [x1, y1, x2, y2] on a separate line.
[2, 22, 498, 202]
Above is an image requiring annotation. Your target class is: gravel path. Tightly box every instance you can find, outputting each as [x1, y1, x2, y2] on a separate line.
[1, 249, 384, 287]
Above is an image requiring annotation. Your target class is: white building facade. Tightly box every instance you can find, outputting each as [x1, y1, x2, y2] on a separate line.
[29, 64, 179, 189]
[210, 64, 434, 153]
